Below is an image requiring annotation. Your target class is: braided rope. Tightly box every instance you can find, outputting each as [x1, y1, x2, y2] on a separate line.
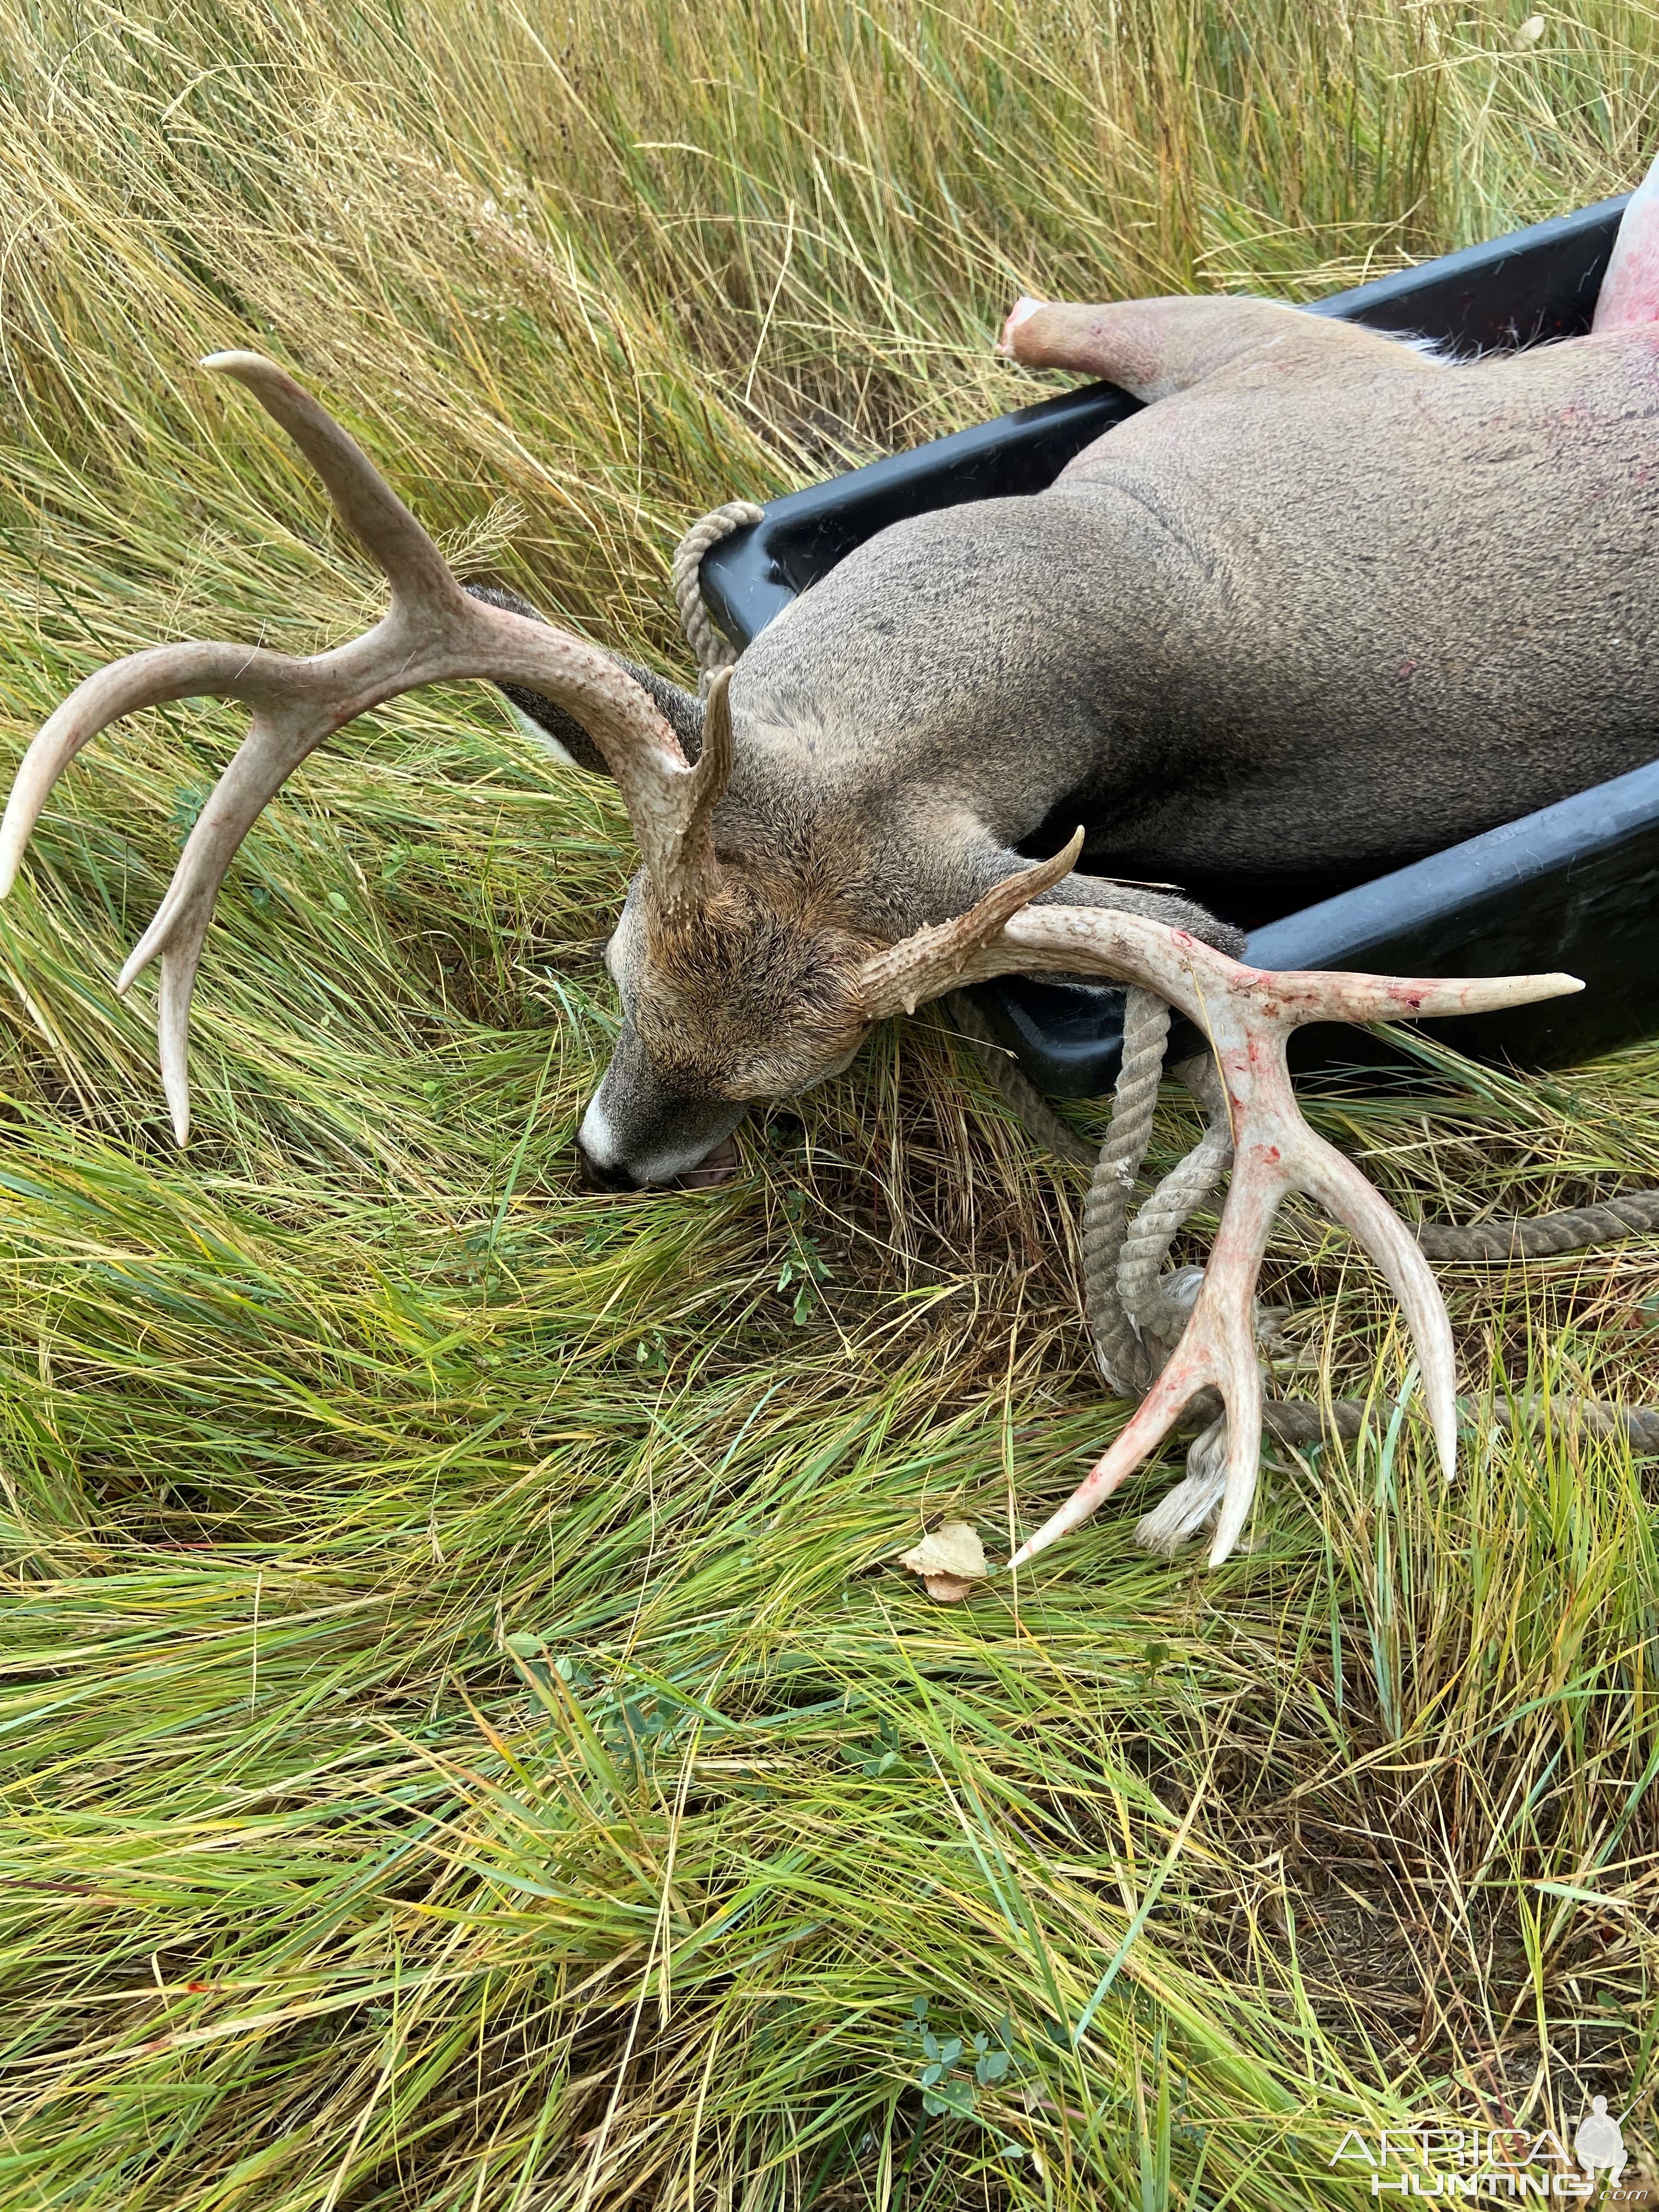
[1417, 1188, 1659, 1260]
[670, 500, 765, 679]
[1256, 1394, 1659, 1449]
[1079, 990, 1170, 1394]
[1135, 1416, 1231, 1555]
[1115, 1052, 1233, 1347]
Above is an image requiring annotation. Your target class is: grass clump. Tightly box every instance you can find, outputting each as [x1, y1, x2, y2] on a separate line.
[1, 2, 1657, 2205]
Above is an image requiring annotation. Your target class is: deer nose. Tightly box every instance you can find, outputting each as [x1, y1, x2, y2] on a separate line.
[574, 1138, 639, 1192]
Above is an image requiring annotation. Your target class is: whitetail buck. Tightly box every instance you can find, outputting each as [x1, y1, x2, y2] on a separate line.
[12, 159, 1659, 1563]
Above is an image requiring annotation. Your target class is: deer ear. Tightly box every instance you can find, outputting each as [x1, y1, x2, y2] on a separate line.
[464, 583, 703, 779]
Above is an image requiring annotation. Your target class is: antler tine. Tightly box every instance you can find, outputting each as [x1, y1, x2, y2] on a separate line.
[1289, 1122, 1460, 1488]
[1009, 1158, 1282, 1567]
[948, 905, 1583, 1568]
[1212, 962, 1587, 1027]
[114, 708, 353, 1143]
[0, 338, 436, 892]
[661, 665, 733, 914]
[1, 356, 727, 1141]
[856, 828, 1085, 1019]
[0, 641, 298, 898]
[201, 353, 462, 616]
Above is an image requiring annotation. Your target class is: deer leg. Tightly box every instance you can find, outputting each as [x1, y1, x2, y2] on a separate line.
[1594, 149, 1659, 332]
[997, 294, 1427, 401]
[1029, 864, 1244, 957]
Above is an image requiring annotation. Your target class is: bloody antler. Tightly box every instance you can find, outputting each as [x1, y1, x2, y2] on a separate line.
[0, 353, 731, 1142]
[860, 895, 1582, 1566]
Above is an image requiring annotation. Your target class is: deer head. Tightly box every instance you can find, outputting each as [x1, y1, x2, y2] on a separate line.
[0, 355, 1079, 1188]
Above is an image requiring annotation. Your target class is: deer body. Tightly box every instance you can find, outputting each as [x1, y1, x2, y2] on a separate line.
[569, 276, 1659, 1186]
[723, 304, 1659, 932]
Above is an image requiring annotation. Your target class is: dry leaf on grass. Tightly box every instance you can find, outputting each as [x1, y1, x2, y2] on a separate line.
[898, 1521, 989, 1601]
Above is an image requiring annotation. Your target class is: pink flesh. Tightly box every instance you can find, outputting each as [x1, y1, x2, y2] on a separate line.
[676, 1135, 740, 1189]
[997, 295, 1047, 355]
[1595, 154, 1659, 331]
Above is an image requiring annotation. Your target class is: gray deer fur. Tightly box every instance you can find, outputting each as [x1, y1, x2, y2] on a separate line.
[496, 270, 1659, 1188]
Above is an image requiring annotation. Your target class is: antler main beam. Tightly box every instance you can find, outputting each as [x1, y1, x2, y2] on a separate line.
[866, 902, 1581, 1567]
[0, 354, 727, 1142]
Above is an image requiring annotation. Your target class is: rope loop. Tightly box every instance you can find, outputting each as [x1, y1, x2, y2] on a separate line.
[948, 974, 1659, 1550]
[670, 500, 765, 680]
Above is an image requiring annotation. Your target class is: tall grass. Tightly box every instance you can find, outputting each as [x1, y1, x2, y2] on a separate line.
[0, 2, 1656, 2204]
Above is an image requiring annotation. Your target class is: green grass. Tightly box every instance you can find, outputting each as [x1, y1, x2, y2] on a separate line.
[1, 2, 1657, 2204]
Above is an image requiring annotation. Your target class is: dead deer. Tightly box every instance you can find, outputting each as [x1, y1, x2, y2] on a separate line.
[0, 350, 1581, 1567]
[16, 152, 1659, 1564]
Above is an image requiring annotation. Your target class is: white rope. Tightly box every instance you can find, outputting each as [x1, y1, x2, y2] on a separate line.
[670, 500, 764, 681]
[1115, 1052, 1234, 1347]
[1080, 988, 1170, 1393]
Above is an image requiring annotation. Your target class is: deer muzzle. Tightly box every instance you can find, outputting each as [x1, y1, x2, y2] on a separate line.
[575, 1023, 749, 1190]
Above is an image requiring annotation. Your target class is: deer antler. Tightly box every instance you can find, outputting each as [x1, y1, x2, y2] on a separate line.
[859, 902, 1582, 1566]
[857, 830, 1085, 1018]
[0, 353, 728, 1142]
